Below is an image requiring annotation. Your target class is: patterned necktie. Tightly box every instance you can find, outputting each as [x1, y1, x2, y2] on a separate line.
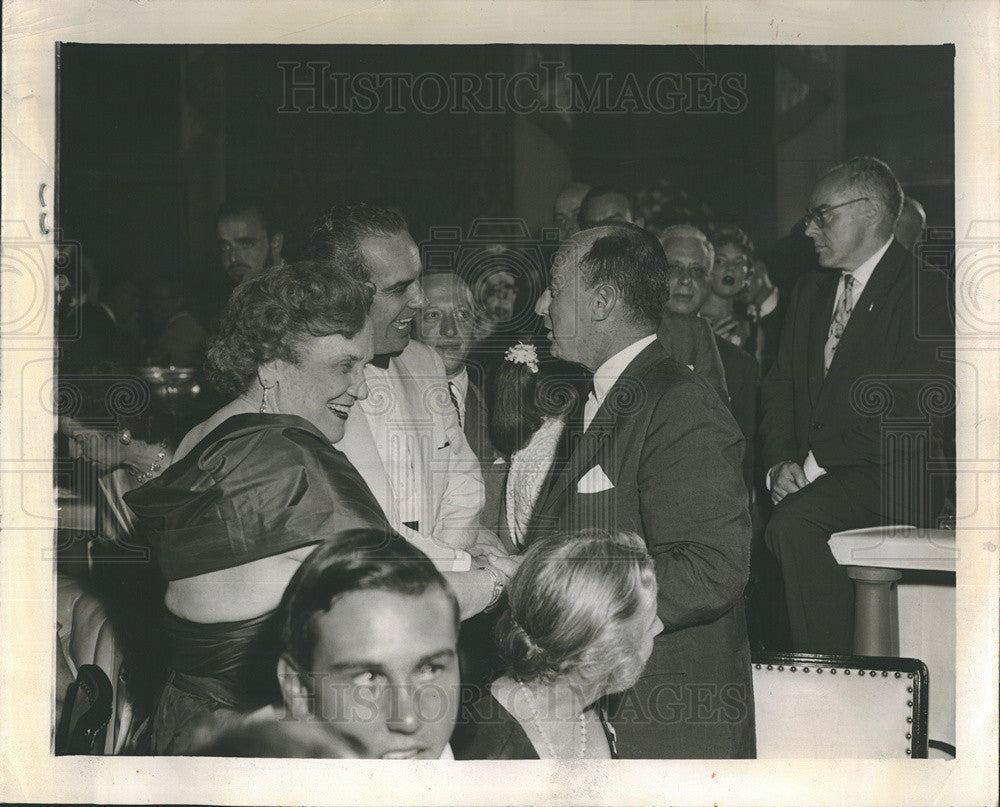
[447, 381, 463, 428]
[824, 273, 855, 375]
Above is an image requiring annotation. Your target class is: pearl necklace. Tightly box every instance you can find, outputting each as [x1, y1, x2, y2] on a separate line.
[518, 682, 587, 759]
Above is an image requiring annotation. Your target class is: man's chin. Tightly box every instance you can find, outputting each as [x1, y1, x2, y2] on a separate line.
[377, 333, 411, 356]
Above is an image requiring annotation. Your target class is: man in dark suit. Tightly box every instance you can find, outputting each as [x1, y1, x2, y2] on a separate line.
[760, 156, 950, 655]
[532, 223, 755, 759]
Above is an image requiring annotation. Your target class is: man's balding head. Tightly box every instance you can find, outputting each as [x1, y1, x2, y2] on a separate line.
[805, 156, 904, 271]
[535, 223, 668, 368]
[894, 195, 926, 251]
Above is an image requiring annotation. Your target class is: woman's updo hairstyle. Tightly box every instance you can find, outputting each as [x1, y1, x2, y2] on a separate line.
[206, 260, 373, 397]
[496, 529, 655, 693]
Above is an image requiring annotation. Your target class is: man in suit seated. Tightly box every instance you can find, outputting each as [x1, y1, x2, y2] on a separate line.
[658, 224, 760, 492]
[531, 222, 755, 758]
[760, 156, 951, 655]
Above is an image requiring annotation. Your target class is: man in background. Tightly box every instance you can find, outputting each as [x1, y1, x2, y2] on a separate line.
[760, 157, 949, 654]
[551, 180, 591, 242]
[216, 196, 285, 284]
[578, 185, 644, 230]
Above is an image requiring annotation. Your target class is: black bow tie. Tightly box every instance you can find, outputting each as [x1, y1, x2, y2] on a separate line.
[369, 353, 391, 370]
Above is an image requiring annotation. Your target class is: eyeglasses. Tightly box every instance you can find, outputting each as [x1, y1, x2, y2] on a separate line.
[665, 262, 710, 281]
[802, 197, 869, 230]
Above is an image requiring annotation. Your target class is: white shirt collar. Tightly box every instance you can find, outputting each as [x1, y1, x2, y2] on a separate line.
[847, 236, 894, 290]
[448, 366, 469, 403]
[592, 333, 657, 403]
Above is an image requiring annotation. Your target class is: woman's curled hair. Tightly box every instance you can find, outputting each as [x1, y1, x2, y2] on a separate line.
[206, 261, 374, 397]
[496, 529, 655, 693]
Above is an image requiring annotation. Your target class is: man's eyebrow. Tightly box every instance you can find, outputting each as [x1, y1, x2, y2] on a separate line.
[322, 660, 387, 674]
[413, 649, 456, 669]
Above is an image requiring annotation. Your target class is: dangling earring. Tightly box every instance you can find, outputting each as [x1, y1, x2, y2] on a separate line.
[259, 384, 270, 414]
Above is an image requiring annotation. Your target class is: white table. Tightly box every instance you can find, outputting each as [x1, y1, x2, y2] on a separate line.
[829, 526, 956, 755]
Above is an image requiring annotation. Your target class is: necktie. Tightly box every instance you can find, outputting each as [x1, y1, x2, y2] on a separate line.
[824, 273, 855, 375]
[447, 381, 463, 427]
[582, 378, 600, 432]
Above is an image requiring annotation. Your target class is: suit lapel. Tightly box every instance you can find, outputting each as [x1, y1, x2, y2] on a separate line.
[539, 341, 661, 518]
[807, 270, 841, 408]
[824, 241, 904, 384]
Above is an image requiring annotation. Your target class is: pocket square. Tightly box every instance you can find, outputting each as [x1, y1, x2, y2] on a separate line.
[577, 464, 614, 494]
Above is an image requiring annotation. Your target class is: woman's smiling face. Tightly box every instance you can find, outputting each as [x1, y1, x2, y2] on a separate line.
[265, 319, 374, 443]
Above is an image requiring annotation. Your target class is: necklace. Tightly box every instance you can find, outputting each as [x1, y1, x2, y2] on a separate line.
[518, 682, 587, 759]
[128, 440, 168, 483]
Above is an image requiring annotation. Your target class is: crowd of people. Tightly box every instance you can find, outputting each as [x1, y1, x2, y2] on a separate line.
[55, 155, 952, 759]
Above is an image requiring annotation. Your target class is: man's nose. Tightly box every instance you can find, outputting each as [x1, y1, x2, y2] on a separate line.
[385, 684, 420, 734]
[803, 218, 821, 239]
[408, 283, 427, 310]
[535, 290, 550, 317]
[440, 313, 458, 338]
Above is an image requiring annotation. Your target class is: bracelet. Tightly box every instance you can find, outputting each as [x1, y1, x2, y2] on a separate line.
[480, 564, 505, 609]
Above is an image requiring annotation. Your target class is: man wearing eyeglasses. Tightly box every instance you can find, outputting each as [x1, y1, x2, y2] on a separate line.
[760, 156, 950, 655]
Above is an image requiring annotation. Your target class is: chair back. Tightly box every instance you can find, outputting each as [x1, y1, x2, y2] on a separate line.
[56, 575, 135, 754]
[752, 652, 928, 758]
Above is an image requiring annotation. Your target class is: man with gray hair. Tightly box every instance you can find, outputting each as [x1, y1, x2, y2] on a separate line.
[760, 157, 950, 654]
[659, 223, 760, 492]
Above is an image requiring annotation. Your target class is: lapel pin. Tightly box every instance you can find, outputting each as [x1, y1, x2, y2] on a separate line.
[868, 303, 874, 312]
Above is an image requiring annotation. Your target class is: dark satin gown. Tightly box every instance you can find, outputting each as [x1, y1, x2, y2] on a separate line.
[124, 413, 393, 754]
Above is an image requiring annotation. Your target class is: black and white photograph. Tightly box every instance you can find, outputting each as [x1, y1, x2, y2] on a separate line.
[1, 2, 997, 805]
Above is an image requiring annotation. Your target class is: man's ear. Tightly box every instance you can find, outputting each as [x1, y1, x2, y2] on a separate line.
[591, 283, 620, 322]
[270, 232, 285, 264]
[862, 198, 883, 226]
[277, 654, 313, 719]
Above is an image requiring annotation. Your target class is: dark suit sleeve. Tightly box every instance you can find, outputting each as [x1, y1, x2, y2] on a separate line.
[638, 381, 751, 631]
[759, 278, 804, 471]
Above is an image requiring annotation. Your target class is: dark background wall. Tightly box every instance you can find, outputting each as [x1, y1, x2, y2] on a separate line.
[57, 43, 954, 310]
